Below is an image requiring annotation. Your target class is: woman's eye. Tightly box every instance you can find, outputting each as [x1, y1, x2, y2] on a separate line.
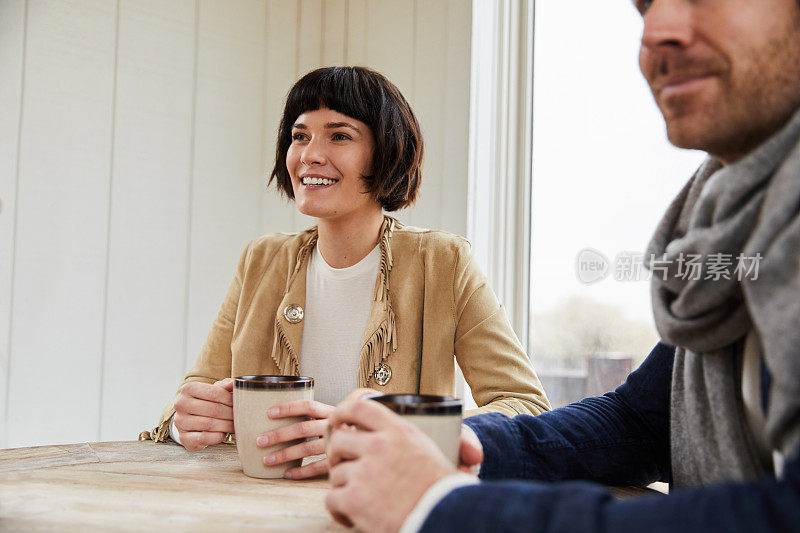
[332, 132, 351, 141]
[291, 132, 308, 141]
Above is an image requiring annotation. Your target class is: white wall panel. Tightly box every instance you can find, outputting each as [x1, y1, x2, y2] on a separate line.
[185, 0, 267, 372]
[407, 0, 447, 231]
[7, 0, 116, 447]
[0, 0, 26, 448]
[363, 1, 421, 231]
[322, 0, 347, 66]
[261, 0, 303, 236]
[298, 0, 323, 74]
[345, 0, 368, 65]
[365, 0, 414, 99]
[99, 0, 196, 441]
[440, 0, 471, 235]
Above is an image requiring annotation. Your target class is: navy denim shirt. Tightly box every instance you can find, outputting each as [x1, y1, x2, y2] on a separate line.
[422, 343, 800, 532]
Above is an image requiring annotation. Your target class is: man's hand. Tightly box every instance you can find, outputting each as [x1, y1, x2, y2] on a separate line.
[173, 378, 234, 452]
[458, 424, 484, 474]
[343, 387, 380, 402]
[256, 399, 334, 479]
[324, 398, 459, 533]
[339, 389, 484, 473]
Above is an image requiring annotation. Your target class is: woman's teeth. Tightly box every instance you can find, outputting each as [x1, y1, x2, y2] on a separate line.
[302, 177, 337, 186]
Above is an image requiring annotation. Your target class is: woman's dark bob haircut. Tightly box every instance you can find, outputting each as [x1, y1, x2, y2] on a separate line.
[269, 66, 423, 212]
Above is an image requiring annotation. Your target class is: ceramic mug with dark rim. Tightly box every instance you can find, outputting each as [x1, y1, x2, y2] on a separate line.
[233, 375, 314, 478]
[366, 394, 463, 465]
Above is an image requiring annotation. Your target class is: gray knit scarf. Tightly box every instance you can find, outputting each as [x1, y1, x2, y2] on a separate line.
[646, 107, 800, 487]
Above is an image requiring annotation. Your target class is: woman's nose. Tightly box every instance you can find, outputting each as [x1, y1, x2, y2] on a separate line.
[300, 137, 326, 166]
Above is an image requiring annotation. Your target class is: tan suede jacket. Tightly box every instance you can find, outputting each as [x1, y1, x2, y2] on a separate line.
[152, 217, 549, 440]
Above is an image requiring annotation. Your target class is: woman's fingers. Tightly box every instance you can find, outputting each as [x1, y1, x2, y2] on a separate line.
[175, 396, 234, 420]
[171, 380, 235, 452]
[174, 413, 235, 434]
[180, 381, 233, 406]
[262, 436, 325, 465]
[268, 399, 334, 419]
[284, 457, 330, 480]
[257, 418, 327, 447]
[180, 430, 226, 452]
[212, 378, 234, 391]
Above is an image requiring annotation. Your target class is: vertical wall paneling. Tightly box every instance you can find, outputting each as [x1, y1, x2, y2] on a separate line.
[293, 0, 324, 235]
[7, 0, 117, 447]
[440, 0, 471, 236]
[0, 0, 26, 448]
[1, 0, 475, 446]
[449, 0, 474, 406]
[258, 0, 272, 235]
[180, 0, 200, 397]
[99, 0, 197, 441]
[345, 0, 368, 65]
[365, 1, 414, 101]
[298, 0, 323, 74]
[97, 0, 121, 442]
[291, 0, 323, 232]
[365, 1, 417, 229]
[410, 0, 447, 231]
[185, 0, 267, 371]
[322, 0, 347, 66]
[262, 0, 303, 236]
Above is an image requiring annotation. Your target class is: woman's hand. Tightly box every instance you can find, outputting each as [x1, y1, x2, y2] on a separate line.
[173, 378, 234, 452]
[257, 399, 334, 479]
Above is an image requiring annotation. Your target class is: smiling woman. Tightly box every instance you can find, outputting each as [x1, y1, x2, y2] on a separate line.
[151, 66, 550, 480]
[285, 108, 380, 234]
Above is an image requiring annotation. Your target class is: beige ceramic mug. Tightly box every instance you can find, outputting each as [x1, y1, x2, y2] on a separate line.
[233, 375, 314, 478]
[366, 394, 463, 465]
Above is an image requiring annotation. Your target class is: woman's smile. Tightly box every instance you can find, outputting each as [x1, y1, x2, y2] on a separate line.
[300, 173, 340, 187]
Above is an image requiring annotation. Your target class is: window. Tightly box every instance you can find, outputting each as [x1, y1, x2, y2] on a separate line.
[529, 1, 704, 407]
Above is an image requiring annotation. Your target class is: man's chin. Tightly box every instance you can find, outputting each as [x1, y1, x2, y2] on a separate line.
[665, 128, 703, 151]
[663, 115, 719, 153]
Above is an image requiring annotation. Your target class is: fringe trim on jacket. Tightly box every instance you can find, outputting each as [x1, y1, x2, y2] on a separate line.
[271, 230, 319, 376]
[359, 216, 398, 386]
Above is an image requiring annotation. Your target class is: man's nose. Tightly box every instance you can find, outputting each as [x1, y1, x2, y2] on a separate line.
[300, 137, 326, 166]
[640, 0, 693, 51]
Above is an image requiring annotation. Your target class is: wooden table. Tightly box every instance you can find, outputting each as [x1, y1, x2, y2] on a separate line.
[0, 441, 344, 532]
[0, 441, 660, 531]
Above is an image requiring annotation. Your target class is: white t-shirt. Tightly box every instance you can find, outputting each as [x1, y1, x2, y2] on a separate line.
[300, 244, 380, 406]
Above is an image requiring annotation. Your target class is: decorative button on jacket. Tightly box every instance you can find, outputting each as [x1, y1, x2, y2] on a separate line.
[373, 363, 392, 386]
[283, 304, 304, 324]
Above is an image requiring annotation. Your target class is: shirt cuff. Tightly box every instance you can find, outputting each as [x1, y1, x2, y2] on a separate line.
[169, 417, 182, 446]
[398, 473, 478, 533]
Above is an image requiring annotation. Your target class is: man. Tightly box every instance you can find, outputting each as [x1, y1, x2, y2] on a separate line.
[323, 0, 800, 531]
